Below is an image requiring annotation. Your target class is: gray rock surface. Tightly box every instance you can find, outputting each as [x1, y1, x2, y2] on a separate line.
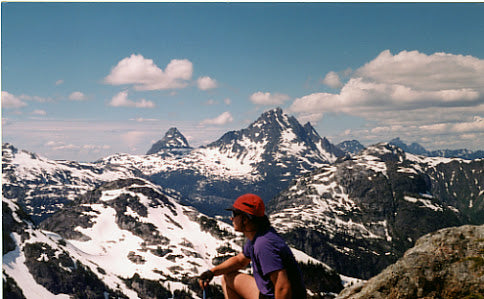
[338, 224, 484, 298]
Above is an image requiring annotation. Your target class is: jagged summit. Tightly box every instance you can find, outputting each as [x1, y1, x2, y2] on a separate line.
[146, 127, 192, 155]
[337, 140, 365, 155]
[389, 137, 428, 156]
[304, 123, 346, 158]
[205, 107, 343, 164]
[146, 108, 346, 216]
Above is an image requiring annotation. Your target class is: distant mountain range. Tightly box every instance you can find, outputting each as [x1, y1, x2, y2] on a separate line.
[3, 107, 483, 298]
[99, 108, 346, 217]
[333, 137, 484, 160]
[2, 143, 140, 223]
[387, 137, 484, 160]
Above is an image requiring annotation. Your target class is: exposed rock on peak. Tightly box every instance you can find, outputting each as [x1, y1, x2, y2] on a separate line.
[304, 122, 346, 159]
[359, 142, 407, 162]
[146, 127, 192, 155]
[268, 142, 482, 279]
[2, 143, 138, 223]
[390, 137, 428, 156]
[337, 140, 365, 155]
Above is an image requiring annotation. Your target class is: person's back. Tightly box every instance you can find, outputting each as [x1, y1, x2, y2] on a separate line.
[244, 227, 306, 299]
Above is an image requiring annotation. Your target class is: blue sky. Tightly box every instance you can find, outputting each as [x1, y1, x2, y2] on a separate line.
[2, 3, 484, 161]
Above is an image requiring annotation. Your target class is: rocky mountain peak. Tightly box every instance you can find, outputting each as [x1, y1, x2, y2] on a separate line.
[2, 142, 17, 153]
[205, 108, 341, 164]
[146, 127, 192, 155]
[304, 122, 346, 160]
[248, 107, 299, 133]
[359, 142, 407, 162]
[337, 140, 366, 155]
[390, 137, 428, 155]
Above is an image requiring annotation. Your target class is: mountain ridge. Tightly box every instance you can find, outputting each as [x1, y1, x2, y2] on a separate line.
[3, 178, 343, 298]
[268, 142, 483, 279]
[389, 137, 484, 160]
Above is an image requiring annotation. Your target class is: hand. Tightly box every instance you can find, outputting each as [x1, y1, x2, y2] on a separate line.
[198, 270, 214, 289]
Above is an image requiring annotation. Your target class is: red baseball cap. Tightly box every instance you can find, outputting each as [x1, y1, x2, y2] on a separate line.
[226, 193, 265, 217]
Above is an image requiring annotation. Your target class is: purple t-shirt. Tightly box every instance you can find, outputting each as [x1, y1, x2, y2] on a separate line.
[243, 227, 306, 298]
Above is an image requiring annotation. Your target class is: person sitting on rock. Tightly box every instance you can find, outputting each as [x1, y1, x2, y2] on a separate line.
[199, 193, 306, 299]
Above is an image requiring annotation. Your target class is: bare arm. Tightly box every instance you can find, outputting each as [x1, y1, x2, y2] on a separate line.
[199, 252, 250, 289]
[210, 252, 251, 276]
[270, 269, 292, 299]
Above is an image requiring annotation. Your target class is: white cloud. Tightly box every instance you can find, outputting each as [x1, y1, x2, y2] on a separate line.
[205, 99, 217, 105]
[2, 91, 27, 108]
[108, 90, 155, 108]
[104, 54, 193, 91]
[82, 144, 111, 150]
[322, 71, 343, 88]
[224, 98, 231, 105]
[69, 91, 86, 101]
[19, 94, 52, 102]
[292, 50, 484, 150]
[121, 131, 150, 151]
[45, 141, 64, 147]
[46, 141, 79, 151]
[55, 79, 64, 86]
[419, 116, 484, 134]
[31, 110, 47, 116]
[290, 50, 484, 119]
[249, 91, 290, 105]
[356, 50, 484, 91]
[197, 76, 218, 90]
[45, 140, 111, 152]
[295, 112, 324, 124]
[200, 111, 234, 125]
[130, 117, 158, 122]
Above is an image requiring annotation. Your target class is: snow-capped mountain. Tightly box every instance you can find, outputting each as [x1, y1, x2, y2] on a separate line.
[99, 108, 345, 216]
[268, 143, 483, 279]
[336, 137, 484, 160]
[336, 140, 365, 155]
[389, 137, 484, 160]
[2, 143, 140, 223]
[38, 178, 240, 298]
[3, 195, 132, 298]
[146, 127, 192, 155]
[3, 178, 342, 298]
[3, 108, 344, 221]
[3, 178, 240, 298]
[389, 137, 428, 156]
[304, 123, 346, 160]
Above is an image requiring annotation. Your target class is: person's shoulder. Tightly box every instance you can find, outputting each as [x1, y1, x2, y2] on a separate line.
[254, 228, 285, 249]
[262, 227, 284, 241]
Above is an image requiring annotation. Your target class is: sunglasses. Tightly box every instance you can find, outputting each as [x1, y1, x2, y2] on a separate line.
[231, 210, 244, 218]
